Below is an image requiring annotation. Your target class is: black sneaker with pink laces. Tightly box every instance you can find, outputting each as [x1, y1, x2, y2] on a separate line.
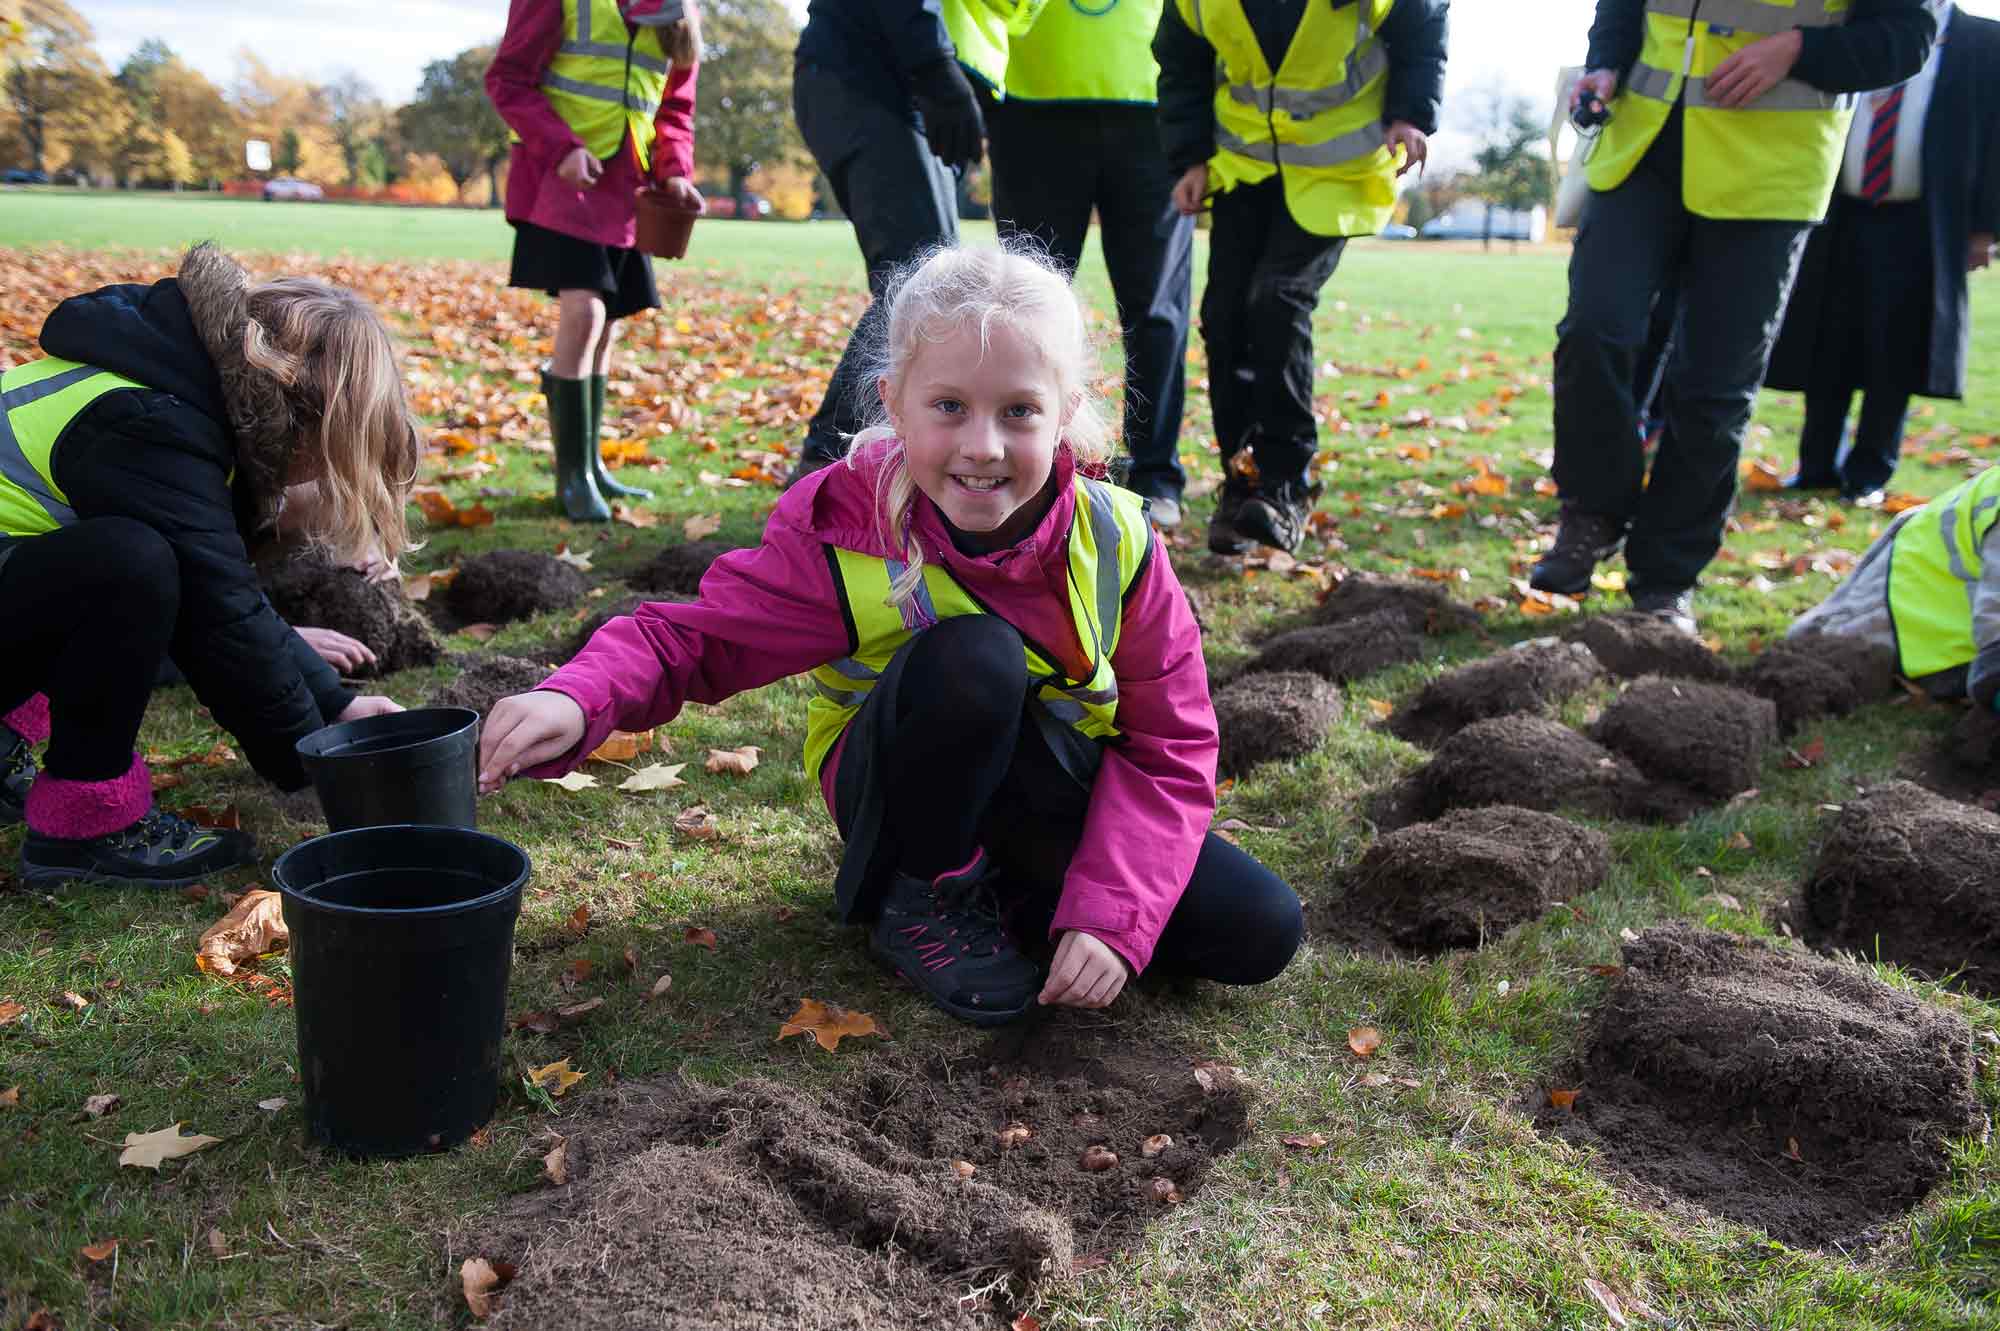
[868, 849, 1040, 1026]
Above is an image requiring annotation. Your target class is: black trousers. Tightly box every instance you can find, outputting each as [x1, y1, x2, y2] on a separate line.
[0, 519, 178, 780]
[1202, 176, 1348, 485]
[985, 100, 1194, 502]
[1796, 195, 1930, 493]
[833, 616, 1302, 985]
[794, 62, 959, 456]
[1553, 108, 1810, 593]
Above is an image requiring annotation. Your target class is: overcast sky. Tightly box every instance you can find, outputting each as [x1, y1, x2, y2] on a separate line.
[78, 0, 2000, 171]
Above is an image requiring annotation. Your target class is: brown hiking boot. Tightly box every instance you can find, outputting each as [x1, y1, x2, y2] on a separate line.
[1530, 505, 1626, 596]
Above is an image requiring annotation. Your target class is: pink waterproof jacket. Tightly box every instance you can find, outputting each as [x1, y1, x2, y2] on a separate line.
[486, 0, 698, 248]
[526, 441, 1218, 973]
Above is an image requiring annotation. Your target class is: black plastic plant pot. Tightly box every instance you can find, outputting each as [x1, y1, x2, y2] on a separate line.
[272, 825, 529, 1158]
[296, 706, 480, 832]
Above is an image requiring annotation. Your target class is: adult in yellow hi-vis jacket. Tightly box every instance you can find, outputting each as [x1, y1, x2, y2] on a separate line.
[1156, 0, 1449, 555]
[1532, 0, 1936, 635]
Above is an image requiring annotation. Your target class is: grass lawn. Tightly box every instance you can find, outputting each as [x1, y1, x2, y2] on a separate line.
[2, 189, 1999, 1330]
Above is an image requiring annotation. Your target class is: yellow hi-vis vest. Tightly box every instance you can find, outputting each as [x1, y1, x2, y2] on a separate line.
[1886, 467, 2000, 681]
[943, 0, 1048, 98]
[1175, 0, 1399, 237]
[802, 477, 1153, 785]
[1585, 0, 1855, 222]
[539, 0, 672, 170]
[0, 358, 149, 536]
[1003, 0, 1162, 105]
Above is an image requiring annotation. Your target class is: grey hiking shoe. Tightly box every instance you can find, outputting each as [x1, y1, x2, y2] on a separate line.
[1530, 505, 1626, 596]
[1144, 494, 1183, 530]
[869, 849, 1039, 1026]
[1630, 586, 1698, 637]
[0, 726, 33, 827]
[21, 807, 258, 888]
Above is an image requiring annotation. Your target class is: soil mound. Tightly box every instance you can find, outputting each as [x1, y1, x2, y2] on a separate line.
[427, 654, 551, 716]
[629, 539, 741, 596]
[447, 550, 588, 625]
[1904, 707, 2000, 810]
[259, 557, 442, 675]
[1380, 714, 1693, 829]
[1563, 612, 1731, 682]
[463, 1023, 1248, 1329]
[1212, 671, 1342, 775]
[1592, 676, 1777, 797]
[1734, 645, 1868, 737]
[1312, 572, 1481, 635]
[1244, 610, 1423, 683]
[1326, 806, 1610, 954]
[1801, 780, 2000, 997]
[1540, 924, 1981, 1247]
[1387, 640, 1602, 748]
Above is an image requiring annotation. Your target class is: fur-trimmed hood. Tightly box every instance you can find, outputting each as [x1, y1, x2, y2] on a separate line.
[37, 243, 296, 516]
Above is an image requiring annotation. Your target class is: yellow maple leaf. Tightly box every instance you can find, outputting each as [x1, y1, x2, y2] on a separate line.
[119, 1122, 223, 1170]
[527, 1059, 586, 1098]
[618, 762, 687, 792]
[777, 998, 886, 1052]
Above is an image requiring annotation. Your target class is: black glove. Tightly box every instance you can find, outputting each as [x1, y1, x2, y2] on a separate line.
[909, 58, 984, 170]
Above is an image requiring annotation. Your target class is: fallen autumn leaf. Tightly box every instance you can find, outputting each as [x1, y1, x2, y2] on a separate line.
[704, 745, 761, 776]
[194, 890, 287, 978]
[119, 1122, 223, 1170]
[1348, 1026, 1382, 1057]
[776, 997, 885, 1052]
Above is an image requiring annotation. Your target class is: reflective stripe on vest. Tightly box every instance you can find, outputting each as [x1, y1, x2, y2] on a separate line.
[800, 477, 1152, 785]
[1887, 468, 2000, 680]
[1002, 0, 1161, 105]
[538, 0, 671, 168]
[0, 359, 149, 536]
[1584, 0, 1854, 222]
[1176, 0, 1399, 237]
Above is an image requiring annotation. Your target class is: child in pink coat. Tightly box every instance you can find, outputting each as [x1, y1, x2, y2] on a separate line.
[480, 244, 1302, 1026]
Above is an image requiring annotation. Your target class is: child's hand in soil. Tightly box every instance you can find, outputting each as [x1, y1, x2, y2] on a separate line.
[298, 627, 378, 674]
[479, 689, 587, 793]
[1040, 931, 1130, 1010]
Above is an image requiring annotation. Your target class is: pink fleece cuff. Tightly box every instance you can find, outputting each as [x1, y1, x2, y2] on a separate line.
[2, 694, 50, 745]
[24, 752, 153, 840]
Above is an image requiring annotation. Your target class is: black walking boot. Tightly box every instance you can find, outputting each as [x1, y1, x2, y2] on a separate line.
[543, 371, 610, 522]
[22, 807, 257, 889]
[1233, 476, 1322, 554]
[869, 849, 1039, 1026]
[0, 726, 35, 827]
[1530, 505, 1626, 596]
[587, 373, 651, 501]
[1206, 474, 1258, 556]
[1629, 585, 1698, 637]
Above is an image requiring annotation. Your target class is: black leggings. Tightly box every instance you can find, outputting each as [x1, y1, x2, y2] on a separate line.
[835, 616, 1302, 985]
[0, 518, 178, 780]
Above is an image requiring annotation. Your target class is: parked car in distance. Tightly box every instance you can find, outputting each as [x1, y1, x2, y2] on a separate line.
[263, 177, 324, 202]
[1418, 201, 1548, 243]
[1378, 222, 1417, 239]
[3, 168, 49, 185]
[704, 192, 771, 220]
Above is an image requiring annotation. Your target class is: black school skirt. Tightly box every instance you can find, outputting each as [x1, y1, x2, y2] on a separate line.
[507, 220, 660, 320]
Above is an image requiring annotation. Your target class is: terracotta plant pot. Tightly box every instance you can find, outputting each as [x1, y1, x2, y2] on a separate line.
[636, 186, 702, 260]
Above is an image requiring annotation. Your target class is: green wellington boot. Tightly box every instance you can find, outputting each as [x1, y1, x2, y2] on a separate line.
[544, 370, 610, 522]
[589, 373, 652, 501]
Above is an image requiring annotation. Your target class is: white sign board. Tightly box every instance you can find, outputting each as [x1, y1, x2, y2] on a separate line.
[245, 139, 272, 173]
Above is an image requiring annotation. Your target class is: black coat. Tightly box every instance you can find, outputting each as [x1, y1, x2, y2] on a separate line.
[1767, 10, 2000, 399]
[1154, 0, 1450, 176]
[794, 0, 955, 122]
[26, 277, 354, 790]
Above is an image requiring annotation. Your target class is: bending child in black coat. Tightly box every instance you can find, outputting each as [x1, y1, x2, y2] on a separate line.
[0, 244, 420, 887]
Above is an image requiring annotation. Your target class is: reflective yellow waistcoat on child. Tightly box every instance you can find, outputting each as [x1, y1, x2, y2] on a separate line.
[0, 358, 149, 536]
[1887, 467, 2000, 681]
[539, 0, 672, 170]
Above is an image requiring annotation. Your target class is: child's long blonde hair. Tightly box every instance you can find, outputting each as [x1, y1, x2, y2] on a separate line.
[240, 277, 422, 571]
[850, 242, 1113, 608]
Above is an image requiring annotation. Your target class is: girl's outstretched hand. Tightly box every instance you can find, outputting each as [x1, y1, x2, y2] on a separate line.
[478, 690, 587, 794]
[1039, 930, 1130, 1009]
[336, 695, 402, 722]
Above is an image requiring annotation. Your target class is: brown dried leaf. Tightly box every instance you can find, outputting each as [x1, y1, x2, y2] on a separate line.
[81, 1092, 121, 1118]
[1549, 1088, 1581, 1111]
[704, 745, 762, 776]
[556, 998, 604, 1023]
[512, 1010, 560, 1035]
[1583, 1277, 1630, 1328]
[543, 1139, 569, 1186]
[683, 512, 724, 540]
[459, 622, 500, 642]
[951, 1159, 978, 1178]
[674, 806, 720, 839]
[56, 991, 88, 1011]
[1347, 1026, 1382, 1058]
[776, 997, 885, 1052]
[683, 925, 717, 950]
[1011, 1317, 1042, 1331]
[207, 1228, 229, 1258]
[0, 1086, 16, 1108]
[565, 904, 591, 936]
[1141, 1133, 1173, 1158]
[589, 730, 653, 763]
[194, 890, 287, 978]
[118, 1122, 222, 1169]
[1080, 1145, 1119, 1172]
[997, 1122, 1033, 1149]
[1726, 831, 1753, 851]
[1281, 1132, 1329, 1150]
[1783, 736, 1826, 769]
[0, 1001, 23, 1025]
[645, 973, 673, 1001]
[461, 1256, 516, 1319]
[1148, 1177, 1183, 1204]
[1586, 964, 1624, 978]
[79, 1239, 118, 1262]
[610, 502, 659, 529]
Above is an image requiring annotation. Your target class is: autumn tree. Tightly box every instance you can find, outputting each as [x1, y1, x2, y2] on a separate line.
[399, 44, 508, 204]
[233, 51, 344, 183]
[694, 0, 805, 210]
[1460, 85, 1552, 249]
[1, 0, 125, 176]
[324, 71, 389, 188]
[117, 40, 232, 186]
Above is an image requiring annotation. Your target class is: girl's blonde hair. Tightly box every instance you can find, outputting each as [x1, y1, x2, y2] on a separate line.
[242, 278, 421, 570]
[851, 241, 1113, 607]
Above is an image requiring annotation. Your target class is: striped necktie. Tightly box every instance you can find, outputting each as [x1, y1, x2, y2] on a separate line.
[1861, 85, 1905, 204]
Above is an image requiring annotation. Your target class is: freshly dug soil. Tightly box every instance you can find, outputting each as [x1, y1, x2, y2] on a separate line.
[1735, 644, 1869, 737]
[1563, 612, 1732, 682]
[1801, 780, 2000, 998]
[259, 557, 442, 675]
[1377, 714, 1698, 830]
[1904, 707, 2000, 810]
[1592, 676, 1777, 797]
[1311, 572, 1481, 636]
[1211, 670, 1342, 775]
[629, 539, 741, 596]
[447, 550, 588, 625]
[427, 654, 551, 716]
[1323, 805, 1610, 954]
[1539, 924, 1981, 1247]
[461, 1021, 1248, 1329]
[1387, 640, 1603, 748]
[1244, 610, 1423, 683]
[1182, 585, 1209, 635]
